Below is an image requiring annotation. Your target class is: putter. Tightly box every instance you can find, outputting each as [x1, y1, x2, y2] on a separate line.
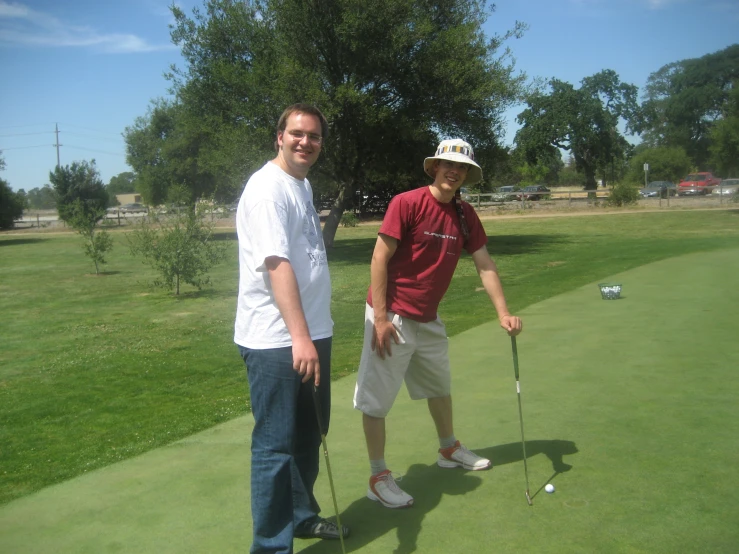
[311, 384, 347, 554]
[510, 336, 533, 506]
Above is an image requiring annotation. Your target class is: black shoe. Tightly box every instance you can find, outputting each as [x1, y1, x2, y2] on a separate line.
[295, 518, 350, 540]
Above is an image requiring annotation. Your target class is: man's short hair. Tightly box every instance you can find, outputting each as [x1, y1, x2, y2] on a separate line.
[276, 103, 329, 145]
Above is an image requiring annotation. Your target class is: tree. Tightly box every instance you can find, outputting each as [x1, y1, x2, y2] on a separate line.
[15, 189, 29, 211]
[709, 82, 739, 176]
[50, 161, 113, 274]
[106, 172, 138, 205]
[134, 0, 526, 246]
[0, 153, 25, 229]
[510, 146, 563, 187]
[0, 179, 25, 229]
[640, 44, 739, 168]
[26, 185, 57, 210]
[558, 155, 588, 187]
[124, 99, 222, 206]
[66, 198, 114, 275]
[50, 160, 109, 222]
[626, 146, 693, 185]
[515, 70, 640, 191]
[127, 205, 227, 295]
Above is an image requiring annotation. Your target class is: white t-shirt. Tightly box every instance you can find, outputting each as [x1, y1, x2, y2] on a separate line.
[234, 162, 333, 349]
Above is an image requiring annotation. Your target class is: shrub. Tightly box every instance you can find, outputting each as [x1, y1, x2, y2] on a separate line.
[341, 212, 358, 227]
[606, 182, 641, 207]
[127, 204, 227, 295]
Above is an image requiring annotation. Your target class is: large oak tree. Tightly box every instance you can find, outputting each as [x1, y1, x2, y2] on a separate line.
[126, 0, 526, 246]
[640, 44, 739, 169]
[514, 70, 639, 190]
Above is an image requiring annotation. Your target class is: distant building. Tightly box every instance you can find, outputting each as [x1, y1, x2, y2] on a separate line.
[116, 193, 143, 205]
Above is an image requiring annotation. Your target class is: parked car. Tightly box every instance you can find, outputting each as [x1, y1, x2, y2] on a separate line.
[677, 172, 721, 196]
[516, 185, 551, 201]
[119, 203, 148, 214]
[639, 181, 677, 198]
[459, 187, 474, 202]
[712, 178, 739, 196]
[491, 185, 521, 202]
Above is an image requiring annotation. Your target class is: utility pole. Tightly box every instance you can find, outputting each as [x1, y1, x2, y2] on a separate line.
[643, 163, 649, 188]
[54, 123, 62, 168]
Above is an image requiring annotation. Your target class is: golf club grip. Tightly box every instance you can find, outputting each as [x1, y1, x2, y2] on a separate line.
[510, 336, 520, 381]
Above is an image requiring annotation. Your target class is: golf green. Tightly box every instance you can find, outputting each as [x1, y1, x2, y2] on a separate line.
[1, 248, 737, 553]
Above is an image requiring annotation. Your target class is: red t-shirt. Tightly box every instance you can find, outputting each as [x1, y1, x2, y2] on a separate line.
[367, 186, 488, 322]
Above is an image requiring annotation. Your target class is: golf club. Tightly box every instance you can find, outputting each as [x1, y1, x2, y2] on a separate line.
[311, 384, 347, 554]
[510, 335, 533, 506]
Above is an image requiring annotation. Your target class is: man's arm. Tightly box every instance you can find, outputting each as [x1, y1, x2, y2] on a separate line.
[471, 246, 523, 336]
[370, 234, 399, 358]
[266, 256, 320, 385]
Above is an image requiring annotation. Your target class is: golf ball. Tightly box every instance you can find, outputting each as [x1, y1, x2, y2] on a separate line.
[545, 483, 555, 494]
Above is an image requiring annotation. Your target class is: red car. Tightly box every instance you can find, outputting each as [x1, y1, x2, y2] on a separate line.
[677, 172, 721, 196]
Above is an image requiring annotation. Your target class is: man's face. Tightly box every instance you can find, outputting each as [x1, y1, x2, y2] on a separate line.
[433, 160, 469, 191]
[276, 112, 323, 178]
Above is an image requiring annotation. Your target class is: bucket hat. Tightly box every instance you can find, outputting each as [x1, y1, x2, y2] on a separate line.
[423, 139, 483, 185]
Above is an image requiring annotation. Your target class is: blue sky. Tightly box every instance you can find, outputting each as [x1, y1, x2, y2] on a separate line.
[1, 0, 738, 192]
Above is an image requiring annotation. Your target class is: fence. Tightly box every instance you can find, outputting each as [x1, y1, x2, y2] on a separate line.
[462, 189, 738, 212]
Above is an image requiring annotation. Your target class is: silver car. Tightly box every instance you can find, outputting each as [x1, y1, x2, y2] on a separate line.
[712, 179, 739, 196]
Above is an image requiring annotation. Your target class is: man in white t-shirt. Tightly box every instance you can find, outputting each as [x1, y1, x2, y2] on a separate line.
[235, 104, 348, 552]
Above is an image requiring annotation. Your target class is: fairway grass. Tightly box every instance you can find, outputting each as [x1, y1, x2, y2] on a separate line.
[1, 247, 737, 553]
[2, 209, 739, 507]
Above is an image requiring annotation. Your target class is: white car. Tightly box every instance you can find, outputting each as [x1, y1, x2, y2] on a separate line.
[712, 179, 739, 196]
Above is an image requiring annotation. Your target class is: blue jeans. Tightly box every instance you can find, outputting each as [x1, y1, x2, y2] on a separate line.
[238, 338, 332, 554]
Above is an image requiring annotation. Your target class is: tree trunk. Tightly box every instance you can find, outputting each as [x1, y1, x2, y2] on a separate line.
[584, 164, 598, 201]
[321, 186, 348, 248]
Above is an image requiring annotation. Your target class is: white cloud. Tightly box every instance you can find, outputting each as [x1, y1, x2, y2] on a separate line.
[0, 1, 176, 53]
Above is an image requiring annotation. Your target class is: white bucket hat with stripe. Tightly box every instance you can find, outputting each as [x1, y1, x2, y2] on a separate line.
[423, 139, 483, 185]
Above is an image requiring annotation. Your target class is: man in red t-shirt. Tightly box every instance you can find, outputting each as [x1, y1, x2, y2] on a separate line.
[353, 139, 523, 509]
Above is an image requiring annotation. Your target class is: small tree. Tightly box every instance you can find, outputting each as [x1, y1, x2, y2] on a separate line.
[66, 199, 114, 274]
[606, 182, 641, 207]
[50, 161, 113, 274]
[127, 204, 227, 295]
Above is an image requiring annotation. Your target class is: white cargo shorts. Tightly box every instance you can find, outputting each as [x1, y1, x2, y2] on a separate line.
[354, 303, 451, 417]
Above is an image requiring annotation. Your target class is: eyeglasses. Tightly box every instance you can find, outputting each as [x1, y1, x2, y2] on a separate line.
[286, 130, 323, 145]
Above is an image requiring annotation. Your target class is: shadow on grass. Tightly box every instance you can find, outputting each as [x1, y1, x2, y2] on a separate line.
[0, 237, 49, 247]
[174, 287, 237, 300]
[486, 234, 570, 256]
[212, 231, 237, 241]
[476, 439, 578, 474]
[327, 234, 569, 267]
[301, 439, 576, 553]
[299, 462, 483, 554]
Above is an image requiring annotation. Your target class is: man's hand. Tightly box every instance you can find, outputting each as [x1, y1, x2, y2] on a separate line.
[292, 336, 321, 385]
[371, 318, 399, 359]
[500, 314, 523, 337]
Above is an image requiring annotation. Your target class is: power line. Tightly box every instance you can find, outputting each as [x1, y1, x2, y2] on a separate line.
[0, 132, 54, 138]
[65, 131, 124, 143]
[0, 123, 54, 131]
[0, 144, 54, 150]
[58, 123, 124, 137]
[65, 144, 125, 157]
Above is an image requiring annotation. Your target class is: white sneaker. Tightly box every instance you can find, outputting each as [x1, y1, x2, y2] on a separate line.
[367, 470, 414, 508]
[437, 441, 491, 470]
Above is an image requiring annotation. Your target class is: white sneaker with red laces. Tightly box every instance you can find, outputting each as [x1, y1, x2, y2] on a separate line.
[437, 441, 492, 470]
[367, 470, 414, 508]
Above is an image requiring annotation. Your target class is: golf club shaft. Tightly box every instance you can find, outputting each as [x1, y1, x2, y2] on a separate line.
[311, 385, 347, 554]
[511, 336, 533, 505]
